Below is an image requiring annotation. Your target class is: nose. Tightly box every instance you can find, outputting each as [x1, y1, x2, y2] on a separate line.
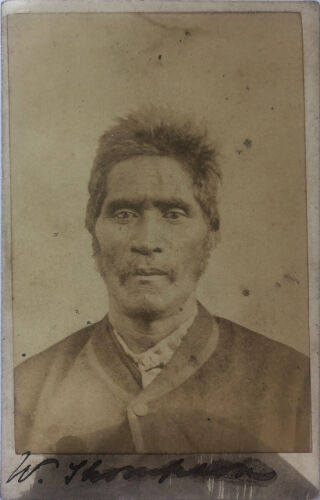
[131, 245, 162, 256]
[130, 213, 163, 256]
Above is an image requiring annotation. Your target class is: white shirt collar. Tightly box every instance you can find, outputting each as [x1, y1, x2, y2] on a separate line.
[112, 306, 198, 388]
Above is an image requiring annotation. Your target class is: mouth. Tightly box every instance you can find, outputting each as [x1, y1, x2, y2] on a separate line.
[133, 268, 168, 277]
[119, 267, 171, 286]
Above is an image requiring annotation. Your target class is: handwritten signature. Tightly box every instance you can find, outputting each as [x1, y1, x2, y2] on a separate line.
[7, 452, 277, 486]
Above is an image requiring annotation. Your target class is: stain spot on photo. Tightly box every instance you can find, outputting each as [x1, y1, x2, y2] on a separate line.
[242, 289, 250, 296]
[283, 274, 300, 285]
[189, 355, 198, 365]
[243, 138, 252, 148]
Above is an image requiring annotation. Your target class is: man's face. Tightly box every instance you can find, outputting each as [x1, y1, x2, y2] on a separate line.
[94, 156, 213, 320]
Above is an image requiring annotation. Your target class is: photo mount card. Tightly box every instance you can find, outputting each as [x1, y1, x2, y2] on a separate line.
[1, 1, 319, 499]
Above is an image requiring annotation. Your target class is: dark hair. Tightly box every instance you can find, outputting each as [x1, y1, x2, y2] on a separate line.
[85, 107, 221, 247]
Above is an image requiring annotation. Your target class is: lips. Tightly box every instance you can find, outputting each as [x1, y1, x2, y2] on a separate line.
[118, 266, 175, 286]
[134, 268, 168, 277]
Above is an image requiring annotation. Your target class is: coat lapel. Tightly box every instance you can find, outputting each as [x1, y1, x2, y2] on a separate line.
[128, 303, 220, 408]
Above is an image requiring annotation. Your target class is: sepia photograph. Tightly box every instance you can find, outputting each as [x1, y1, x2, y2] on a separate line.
[2, 1, 319, 499]
[14, 105, 311, 454]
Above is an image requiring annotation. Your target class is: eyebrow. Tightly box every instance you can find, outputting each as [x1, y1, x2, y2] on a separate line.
[153, 199, 191, 214]
[105, 199, 144, 214]
[104, 198, 192, 215]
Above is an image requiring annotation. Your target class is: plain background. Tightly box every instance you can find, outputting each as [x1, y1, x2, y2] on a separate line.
[7, 12, 309, 365]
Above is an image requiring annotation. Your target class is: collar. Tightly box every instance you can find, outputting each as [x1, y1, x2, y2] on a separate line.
[129, 303, 219, 405]
[88, 302, 220, 404]
[112, 309, 198, 388]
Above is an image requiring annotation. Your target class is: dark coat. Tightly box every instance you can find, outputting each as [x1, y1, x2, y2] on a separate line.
[15, 305, 311, 454]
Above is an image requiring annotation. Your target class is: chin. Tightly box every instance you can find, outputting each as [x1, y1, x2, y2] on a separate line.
[126, 304, 165, 322]
[124, 295, 167, 322]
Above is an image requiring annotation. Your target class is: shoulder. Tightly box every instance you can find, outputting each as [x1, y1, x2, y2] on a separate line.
[213, 315, 309, 373]
[15, 317, 108, 385]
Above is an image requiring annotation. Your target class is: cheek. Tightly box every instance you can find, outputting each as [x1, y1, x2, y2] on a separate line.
[176, 226, 211, 261]
[175, 229, 212, 281]
[95, 224, 130, 270]
[95, 221, 129, 252]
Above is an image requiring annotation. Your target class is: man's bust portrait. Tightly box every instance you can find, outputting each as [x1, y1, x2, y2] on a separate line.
[15, 108, 311, 454]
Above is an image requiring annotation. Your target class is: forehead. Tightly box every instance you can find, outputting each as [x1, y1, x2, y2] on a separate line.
[106, 156, 195, 201]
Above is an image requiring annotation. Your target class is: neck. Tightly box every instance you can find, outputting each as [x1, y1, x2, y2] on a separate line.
[108, 296, 198, 353]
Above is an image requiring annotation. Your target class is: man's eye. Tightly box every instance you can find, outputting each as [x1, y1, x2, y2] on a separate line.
[163, 210, 186, 220]
[113, 210, 137, 221]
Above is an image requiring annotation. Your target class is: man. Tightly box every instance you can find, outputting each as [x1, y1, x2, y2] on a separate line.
[15, 108, 310, 454]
